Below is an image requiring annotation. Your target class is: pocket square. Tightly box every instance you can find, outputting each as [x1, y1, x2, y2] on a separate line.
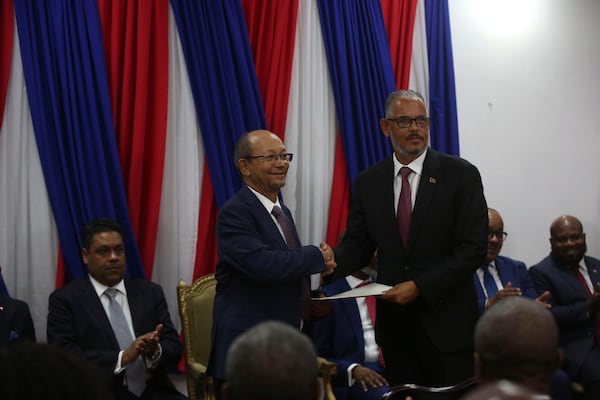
[8, 330, 20, 340]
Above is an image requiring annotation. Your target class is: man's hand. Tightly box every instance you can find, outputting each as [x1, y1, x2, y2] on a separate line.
[121, 325, 163, 365]
[588, 283, 600, 314]
[535, 291, 551, 309]
[486, 282, 521, 309]
[319, 242, 336, 276]
[130, 324, 163, 362]
[351, 365, 389, 392]
[380, 280, 418, 305]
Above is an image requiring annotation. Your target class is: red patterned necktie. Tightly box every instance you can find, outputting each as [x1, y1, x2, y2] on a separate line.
[397, 167, 413, 250]
[570, 265, 600, 342]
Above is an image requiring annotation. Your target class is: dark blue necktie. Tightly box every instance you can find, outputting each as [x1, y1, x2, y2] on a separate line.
[482, 264, 498, 299]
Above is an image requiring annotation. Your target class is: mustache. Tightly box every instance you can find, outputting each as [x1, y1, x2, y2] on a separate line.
[406, 132, 424, 140]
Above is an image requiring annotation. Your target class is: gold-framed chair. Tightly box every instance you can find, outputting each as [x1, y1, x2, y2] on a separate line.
[177, 273, 337, 400]
[177, 274, 217, 400]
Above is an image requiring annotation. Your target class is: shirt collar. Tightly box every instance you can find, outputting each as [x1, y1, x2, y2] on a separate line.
[392, 148, 427, 178]
[247, 185, 282, 214]
[88, 275, 127, 298]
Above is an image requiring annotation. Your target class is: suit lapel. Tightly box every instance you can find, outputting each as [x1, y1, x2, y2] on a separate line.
[80, 278, 119, 346]
[409, 150, 439, 250]
[584, 256, 600, 290]
[240, 186, 289, 250]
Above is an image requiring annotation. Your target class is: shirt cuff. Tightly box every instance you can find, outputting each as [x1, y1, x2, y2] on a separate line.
[347, 363, 360, 387]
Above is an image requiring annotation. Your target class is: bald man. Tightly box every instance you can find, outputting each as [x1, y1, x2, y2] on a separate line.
[207, 130, 336, 390]
[473, 296, 561, 397]
[529, 215, 600, 400]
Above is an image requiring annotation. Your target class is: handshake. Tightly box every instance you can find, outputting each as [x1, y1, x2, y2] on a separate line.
[319, 242, 336, 276]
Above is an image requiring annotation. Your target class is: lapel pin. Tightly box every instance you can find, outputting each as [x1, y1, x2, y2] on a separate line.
[429, 177, 436, 184]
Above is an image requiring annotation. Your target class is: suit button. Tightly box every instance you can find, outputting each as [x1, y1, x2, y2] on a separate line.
[404, 265, 409, 271]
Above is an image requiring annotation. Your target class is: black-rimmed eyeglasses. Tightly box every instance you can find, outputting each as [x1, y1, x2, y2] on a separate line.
[243, 153, 294, 163]
[387, 116, 430, 128]
[488, 231, 508, 241]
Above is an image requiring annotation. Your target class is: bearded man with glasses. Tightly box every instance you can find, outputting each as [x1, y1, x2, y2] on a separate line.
[332, 89, 488, 395]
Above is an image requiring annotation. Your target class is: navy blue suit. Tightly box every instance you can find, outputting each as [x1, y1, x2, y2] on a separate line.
[0, 294, 36, 345]
[473, 255, 538, 314]
[311, 278, 389, 400]
[47, 277, 184, 400]
[529, 254, 600, 397]
[207, 186, 327, 380]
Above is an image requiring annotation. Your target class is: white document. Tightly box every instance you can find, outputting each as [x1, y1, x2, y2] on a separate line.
[312, 283, 392, 300]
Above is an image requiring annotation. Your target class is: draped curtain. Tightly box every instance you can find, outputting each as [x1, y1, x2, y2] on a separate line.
[13, 0, 144, 280]
[98, 0, 169, 279]
[424, 0, 459, 155]
[1, 0, 460, 341]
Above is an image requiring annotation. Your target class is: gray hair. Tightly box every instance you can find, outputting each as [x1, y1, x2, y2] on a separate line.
[225, 321, 319, 400]
[384, 90, 427, 118]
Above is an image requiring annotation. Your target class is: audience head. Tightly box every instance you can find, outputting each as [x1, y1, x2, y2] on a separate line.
[223, 320, 320, 400]
[0, 341, 113, 400]
[486, 208, 507, 263]
[474, 297, 560, 395]
[549, 215, 586, 267]
[380, 90, 430, 165]
[461, 380, 539, 400]
[234, 130, 290, 202]
[81, 218, 126, 287]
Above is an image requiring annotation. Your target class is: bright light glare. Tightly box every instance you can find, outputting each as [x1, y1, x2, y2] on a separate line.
[473, 0, 541, 37]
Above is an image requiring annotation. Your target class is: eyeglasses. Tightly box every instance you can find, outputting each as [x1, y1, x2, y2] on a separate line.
[387, 116, 430, 128]
[243, 153, 294, 163]
[488, 231, 508, 241]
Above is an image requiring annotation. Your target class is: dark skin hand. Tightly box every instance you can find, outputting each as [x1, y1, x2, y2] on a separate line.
[588, 283, 600, 315]
[352, 365, 389, 392]
[486, 282, 551, 310]
[380, 280, 419, 304]
[122, 324, 163, 366]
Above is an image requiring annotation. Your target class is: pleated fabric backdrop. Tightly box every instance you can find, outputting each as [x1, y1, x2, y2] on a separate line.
[0, 0, 459, 341]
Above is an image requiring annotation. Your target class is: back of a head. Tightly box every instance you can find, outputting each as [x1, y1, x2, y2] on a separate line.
[474, 297, 559, 392]
[225, 320, 319, 400]
[461, 380, 539, 400]
[0, 342, 113, 400]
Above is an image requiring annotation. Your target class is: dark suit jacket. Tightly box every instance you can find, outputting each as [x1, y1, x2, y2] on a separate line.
[311, 278, 388, 400]
[529, 254, 600, 376]
[0, 294, 36, 345]
[473, 255, 538, 314]
[334, 149, 488, 355]
[208, 185, 327, 380]
[47, 277, 182, 397]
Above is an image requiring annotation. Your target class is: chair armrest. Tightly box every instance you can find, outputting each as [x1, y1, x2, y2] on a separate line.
[317, 357, 337, 400]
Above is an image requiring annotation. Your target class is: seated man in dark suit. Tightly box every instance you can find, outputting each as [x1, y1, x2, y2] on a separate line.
[473, 296, 562, 399]
[474, 208, 571, 400]
[473, 208, 549, 312]
[0, 264, 36, 345]
[47, 218, 185, 400]
[223, 320, 321, 400]
[529, 215, 600, 400]
[311, 252, 389, 400]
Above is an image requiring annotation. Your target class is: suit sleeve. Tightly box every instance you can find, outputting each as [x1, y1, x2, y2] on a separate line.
[150, 283, 182, 368]
[529, 265, 590, 325]
[217, 200, 326, 283]
[47, 289, 120, 372]
[414, 162, 488, 305]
